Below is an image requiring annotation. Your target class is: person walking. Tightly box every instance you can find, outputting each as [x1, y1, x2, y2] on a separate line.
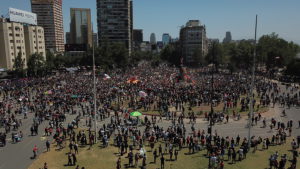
[46, 140, 50, 152]
[32, 145, 38, 159]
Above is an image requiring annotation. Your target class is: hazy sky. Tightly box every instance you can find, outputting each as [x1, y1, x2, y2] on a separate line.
[1, 0, 300, 44]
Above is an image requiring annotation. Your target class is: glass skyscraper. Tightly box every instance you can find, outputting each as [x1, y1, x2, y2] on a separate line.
[70, 8, 92, 47]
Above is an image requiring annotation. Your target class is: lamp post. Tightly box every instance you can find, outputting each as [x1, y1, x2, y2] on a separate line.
[92, 24, 97, 143]
[208, 42, 216, 168]
[247, 15, 258, 149]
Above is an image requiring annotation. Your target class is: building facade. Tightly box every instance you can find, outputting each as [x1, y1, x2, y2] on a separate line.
[180, 20, 208, 65]
[150, 33, 156, 45]
[24, 25, 46, 59]
[223, 31, 232, 43]
[162, 33, 171, 46]
[93, 33, 98, 47]
[132, 29, 143, 50]
[0, 18, 45, 70]
[31, 0, 64, 53]
[70, 8, 92, 47]
[97, 0, 133, 54]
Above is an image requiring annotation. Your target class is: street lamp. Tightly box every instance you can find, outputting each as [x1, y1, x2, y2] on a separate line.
[208, 42, 216, 168]
[92, 24, 97, 143]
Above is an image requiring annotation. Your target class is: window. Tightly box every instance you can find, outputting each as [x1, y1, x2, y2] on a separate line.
[10, 40, 14, 43]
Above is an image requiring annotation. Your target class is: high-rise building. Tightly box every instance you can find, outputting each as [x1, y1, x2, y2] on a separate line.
[133, 29, 143, 44]
[69, 8, 92, 47]
[132, 29, 143, 50]
[0, 18, 45, 70]
[150, 33, 156, 45]
[93, 33, 98, 47]
[223, 31, 232, 43]
[97, 0, 133, 54]
[180, 20, 208, 65]
[31, 0, 64, 53]
[65, 32, 70, 44]
[162, 33, 171, 46]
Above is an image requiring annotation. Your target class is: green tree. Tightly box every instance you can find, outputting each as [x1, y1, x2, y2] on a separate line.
[27, 53, 45, 76]
[13, 52, 25, 77]
[205, 42, 224, 70]
[192, 47, 205, 67]
[257, 33, 299, 68]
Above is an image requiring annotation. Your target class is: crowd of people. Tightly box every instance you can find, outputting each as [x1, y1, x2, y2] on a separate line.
[0, 62, 299, 169]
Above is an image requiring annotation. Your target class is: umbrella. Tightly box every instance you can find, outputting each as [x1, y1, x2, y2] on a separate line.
[130, 111, 142, 117]
[71, 95, 78, 98]
[139, 91, 147, 97]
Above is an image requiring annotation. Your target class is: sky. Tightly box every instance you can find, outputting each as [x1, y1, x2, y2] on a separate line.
[1, 0, 300, 44]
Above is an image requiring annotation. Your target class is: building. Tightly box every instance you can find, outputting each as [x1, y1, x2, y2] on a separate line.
[93, 33, 98, 47]
[132, 29, 143, 50]
[31, 0, 65, 53]
[140, 41, 151, 52]
[65, 32, 70, 44]
[207, 38, 220, 49]
[0, 18, 45, 70]
[179, 20, 208, 65]
[150, 33, 156, 45]
[24, 25, 46, 59]
[223, 31, 232, 43]
[162, 33, 171, 46]
[69, 8, 92, 47]
[97, 0, 133, 54]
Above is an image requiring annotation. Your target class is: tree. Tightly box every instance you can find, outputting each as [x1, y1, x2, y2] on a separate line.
[160, 43, 181, 66]
[257, 33, 299, 68]
[45, 51, 55, 71]
[27, 53, 45, 76]
[13, 52, 25, 77]
[205, 42, 224, 70]
[192, 47, 205, 67]
[286, 58, 300, 77]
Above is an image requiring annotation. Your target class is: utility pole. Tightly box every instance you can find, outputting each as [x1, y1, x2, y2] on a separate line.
[208, 42, 215, 169]
[248, 15, 258, 149]
[92, 23, 97, 143]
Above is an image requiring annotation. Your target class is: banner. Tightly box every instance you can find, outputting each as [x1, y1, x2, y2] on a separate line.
[9, 8, 37, 25]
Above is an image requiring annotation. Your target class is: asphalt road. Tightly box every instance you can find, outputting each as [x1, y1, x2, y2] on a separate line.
[0, 112, 77, 169]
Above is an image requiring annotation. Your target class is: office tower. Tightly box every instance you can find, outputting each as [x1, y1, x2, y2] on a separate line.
[93, 33, 98, 47]
[223, 31, 232, 43]
[70, 8, 92, 47]
[180, 20, 208, 65]
[150, 33, 156, 45]
[162, 33, 171, 46]
[31, 0, 64, 52]
[97, 0, 133, 54]
[65, 32, 70, 44]
[133, 29, 143, 50]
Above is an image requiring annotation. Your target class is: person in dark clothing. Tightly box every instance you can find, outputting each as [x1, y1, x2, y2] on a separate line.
[153, 149, 157, 163]
[46, 140, 50, 152]
[72, 153, 77, 166]
[160, 155, 165, 169]
[67, 153, 72, 166]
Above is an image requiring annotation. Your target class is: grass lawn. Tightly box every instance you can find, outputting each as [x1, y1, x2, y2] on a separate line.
[110, 92, 268, 118]
[29, 132, 298, 169]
